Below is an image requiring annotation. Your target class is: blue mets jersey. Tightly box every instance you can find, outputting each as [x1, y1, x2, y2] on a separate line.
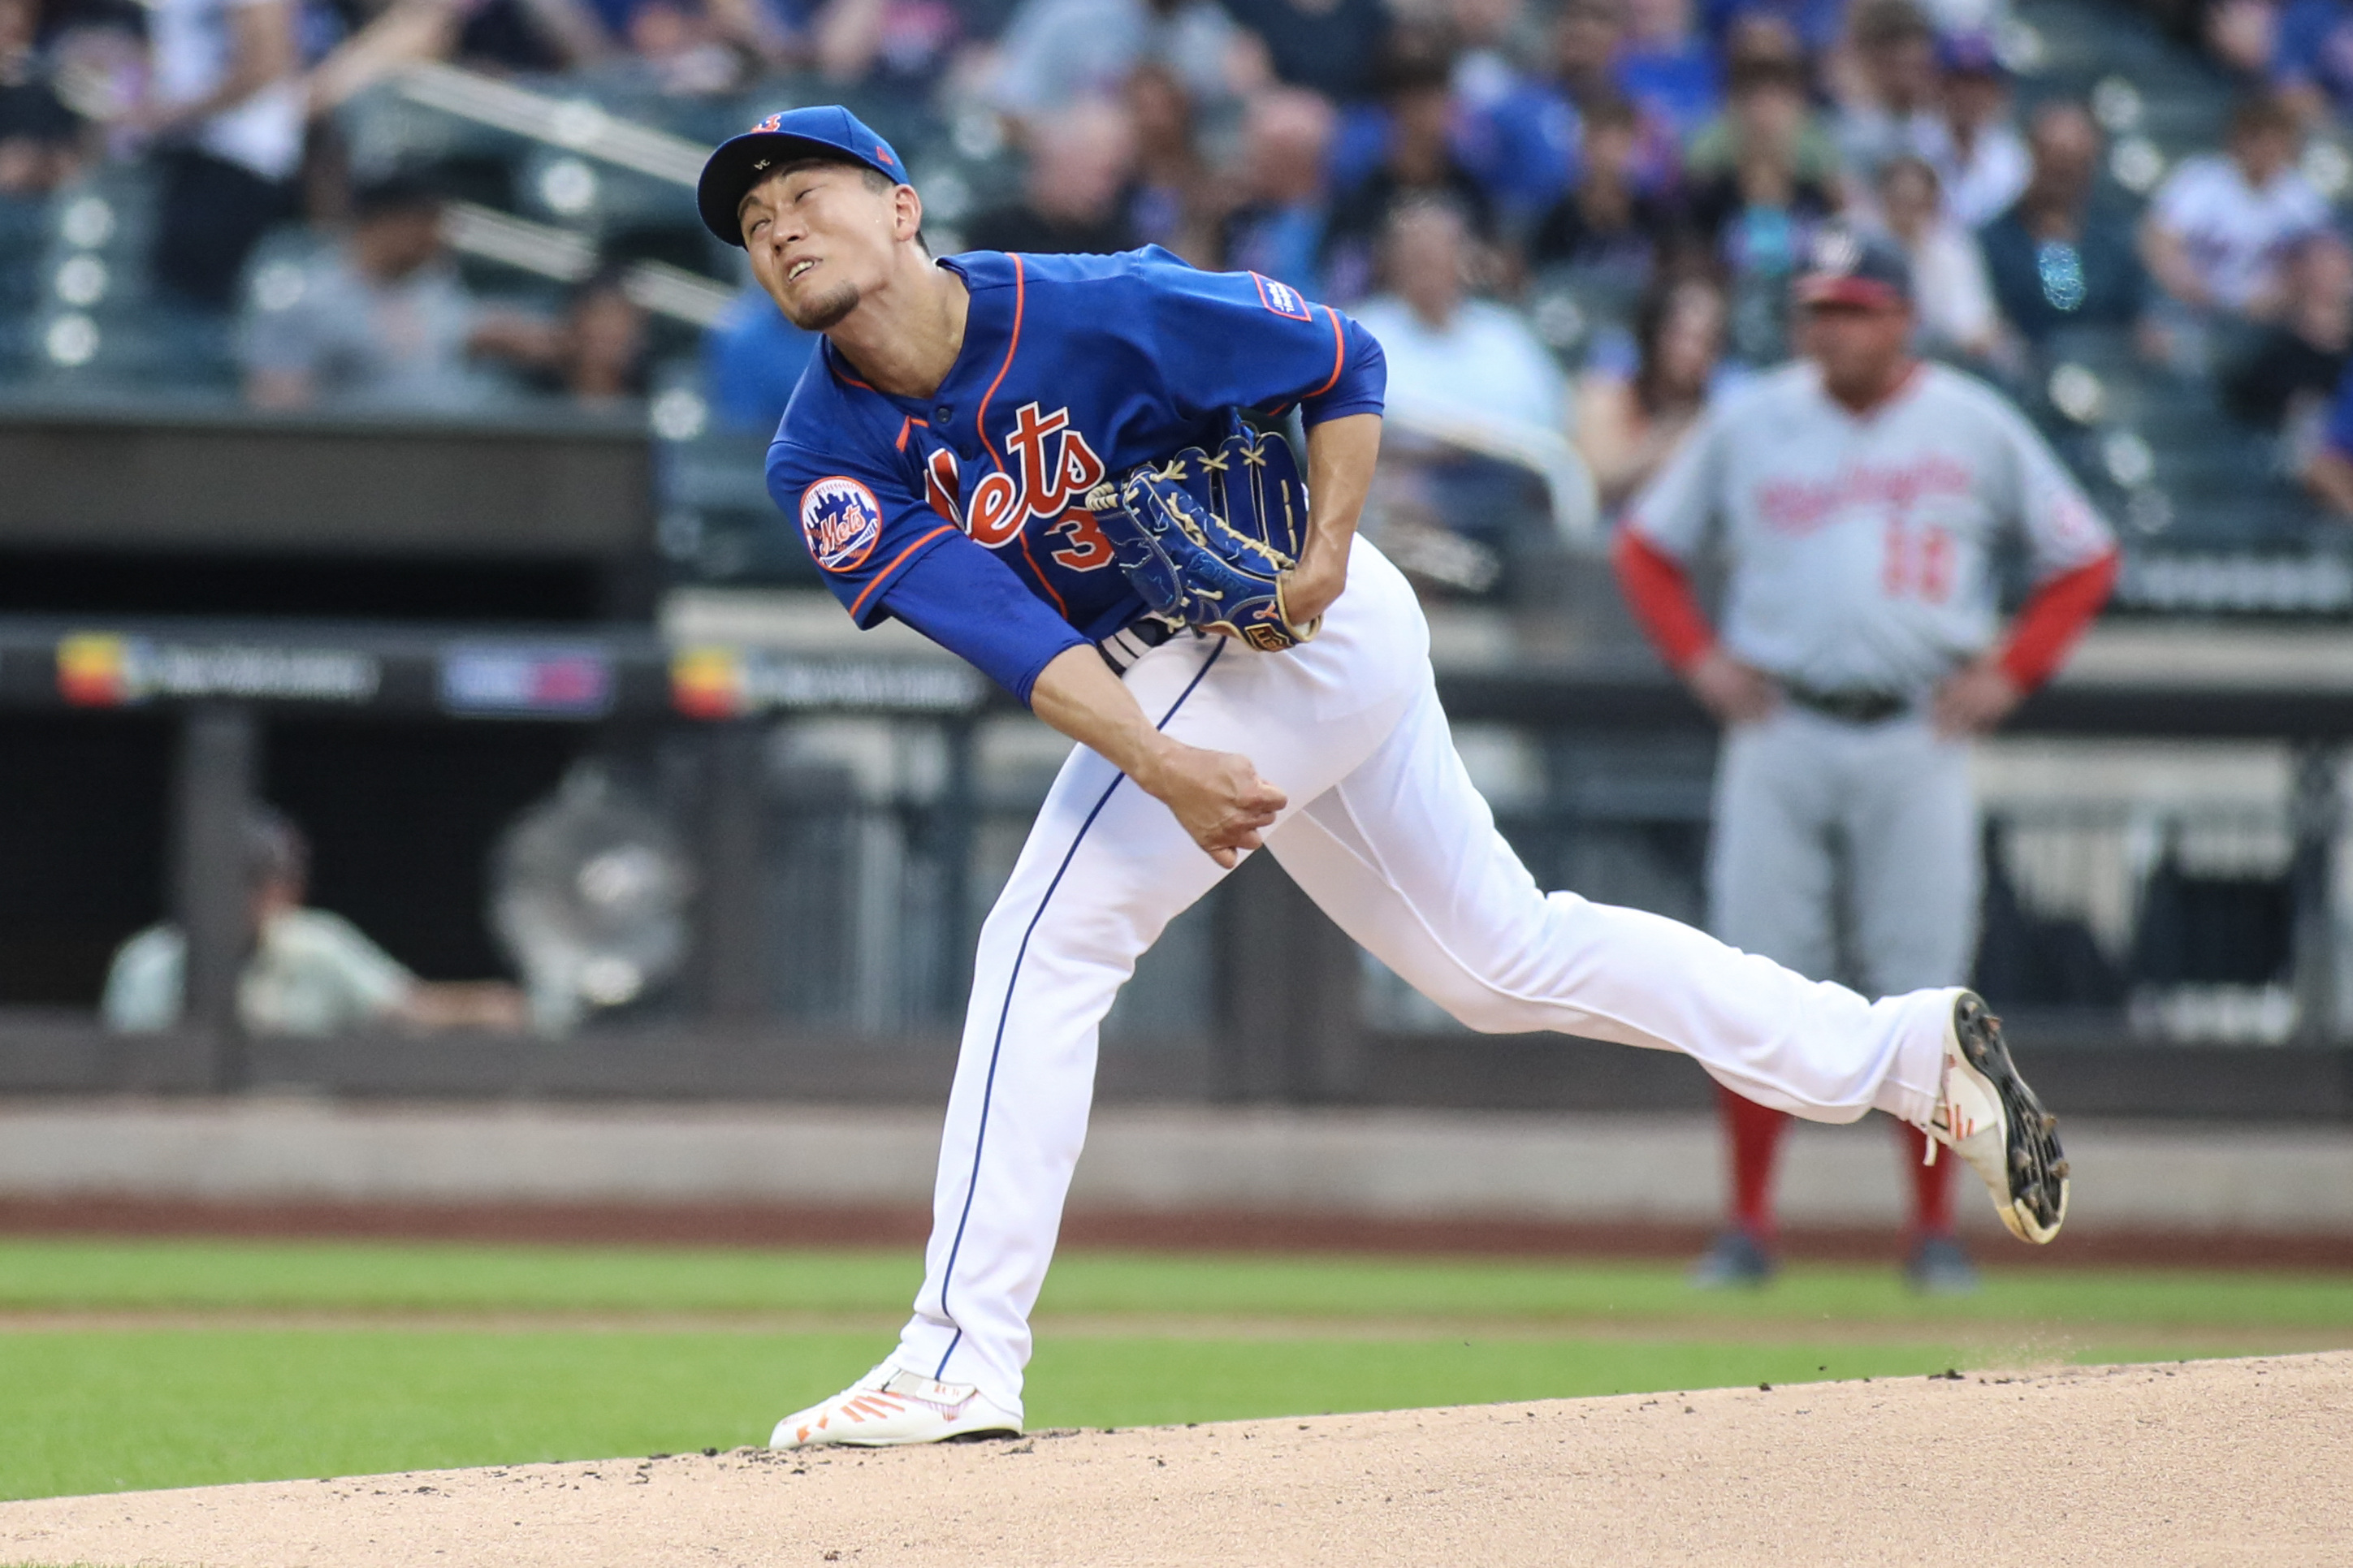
[765, 247, 1386, 702]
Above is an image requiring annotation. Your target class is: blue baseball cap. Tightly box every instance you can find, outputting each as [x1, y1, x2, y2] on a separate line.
[1795, 227, 1914, 309]
[696, 105, 909, 247]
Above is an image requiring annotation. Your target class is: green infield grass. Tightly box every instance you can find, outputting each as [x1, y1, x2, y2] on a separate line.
[2, 1238, 2346, 1501]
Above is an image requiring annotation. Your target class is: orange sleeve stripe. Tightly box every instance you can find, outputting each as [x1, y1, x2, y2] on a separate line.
[1305, 306, 1346, 400]
[848, 523, 958, 620]
[975, 255, 1026, 475]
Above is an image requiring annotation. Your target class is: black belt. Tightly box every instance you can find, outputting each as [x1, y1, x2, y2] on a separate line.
[1096, 613, 1181, 675]
[1780, 680, 1911, 726]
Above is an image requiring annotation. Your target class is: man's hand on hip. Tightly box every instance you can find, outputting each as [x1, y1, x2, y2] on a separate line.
[1685, 648, 1778, 726]
[1931, 654, 2022, 737]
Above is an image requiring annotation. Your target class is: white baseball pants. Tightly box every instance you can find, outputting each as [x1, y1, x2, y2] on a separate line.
[892, 542, 1957, 1416]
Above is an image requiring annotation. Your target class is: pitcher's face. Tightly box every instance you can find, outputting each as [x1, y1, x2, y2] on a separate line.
[741, 163, 915, 331]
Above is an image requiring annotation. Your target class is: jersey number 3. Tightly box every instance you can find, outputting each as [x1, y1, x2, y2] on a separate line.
[1047, 509, 1117, 572]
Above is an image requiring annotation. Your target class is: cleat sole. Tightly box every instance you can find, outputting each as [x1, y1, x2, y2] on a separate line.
[1954, 992, 2070, 1245]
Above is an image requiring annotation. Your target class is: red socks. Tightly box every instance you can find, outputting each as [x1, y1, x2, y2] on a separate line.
[1718, 1085, 1957, 1242]
[1719, 1084, 1791, 1240]
[1898, 1118, 1957, 1239]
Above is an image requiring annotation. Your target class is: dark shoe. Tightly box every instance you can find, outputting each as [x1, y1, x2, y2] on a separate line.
[1903, 1233, 1981, 1294]
[1689, 1229, 1777, 1289]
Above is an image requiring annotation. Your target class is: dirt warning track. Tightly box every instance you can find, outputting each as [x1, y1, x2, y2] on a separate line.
[3, 1353, 2347, 1567]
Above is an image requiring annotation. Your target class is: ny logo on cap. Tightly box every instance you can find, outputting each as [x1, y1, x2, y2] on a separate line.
[751, 112, 784, 132]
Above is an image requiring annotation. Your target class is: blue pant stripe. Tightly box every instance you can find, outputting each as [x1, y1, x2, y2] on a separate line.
[932, 641, 1226, 1381]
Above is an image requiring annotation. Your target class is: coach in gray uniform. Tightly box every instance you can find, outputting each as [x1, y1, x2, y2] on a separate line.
[1612, 232, 2120, 1289]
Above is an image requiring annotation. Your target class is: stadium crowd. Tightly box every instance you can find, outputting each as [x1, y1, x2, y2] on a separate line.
[2, 0, 2353, 529]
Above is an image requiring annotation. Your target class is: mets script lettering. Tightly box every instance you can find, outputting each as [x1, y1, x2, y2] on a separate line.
[923, 402, 1112, 564]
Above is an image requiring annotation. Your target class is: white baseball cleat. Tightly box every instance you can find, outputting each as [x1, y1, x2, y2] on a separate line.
[768, 1362, 1023, 1450]
[1923, 991, 2070, 1245]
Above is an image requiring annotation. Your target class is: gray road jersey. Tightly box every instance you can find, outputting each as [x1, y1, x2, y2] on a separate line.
[1624, 361, 2114, 695]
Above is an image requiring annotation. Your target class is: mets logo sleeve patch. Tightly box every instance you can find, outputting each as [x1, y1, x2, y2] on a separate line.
[802, 476, 885, 572]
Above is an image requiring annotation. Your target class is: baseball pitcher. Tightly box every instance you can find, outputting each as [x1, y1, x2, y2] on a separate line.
[695, 110, 2074, 1450]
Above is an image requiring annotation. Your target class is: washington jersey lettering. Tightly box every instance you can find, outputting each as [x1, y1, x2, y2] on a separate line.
[767, 248, 1386, 663]
[1625, 361, 2115, 694]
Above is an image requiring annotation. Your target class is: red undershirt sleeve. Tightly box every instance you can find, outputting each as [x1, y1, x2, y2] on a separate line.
[1610, 527, 1717, 672]
[1996, 548, 2119, 691]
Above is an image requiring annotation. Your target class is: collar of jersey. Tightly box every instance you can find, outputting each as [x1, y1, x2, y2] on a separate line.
[1814, 357, 1930, 423]
[823, 251, 1018, 437]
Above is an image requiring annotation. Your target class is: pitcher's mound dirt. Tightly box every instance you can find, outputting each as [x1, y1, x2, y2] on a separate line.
[4, 1353, 2347, 1567]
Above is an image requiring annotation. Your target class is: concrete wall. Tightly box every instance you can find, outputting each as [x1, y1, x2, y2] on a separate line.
[3, 1098, 2349, 1237]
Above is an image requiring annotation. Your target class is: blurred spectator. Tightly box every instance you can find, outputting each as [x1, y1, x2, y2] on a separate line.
[2206, 0, 2278, 82]
[1217, 84, 1335, 290]
[1832, 0, 1947, 187]
[2222, 231, 2353, 430]
[1224, 0, 1390, 103]
[1529, 93, 1687, 292]
[1689, 54, 1839, 360]
[534, 268, 649, 405]
[1613, 0, 1722, 140]
[307, 0, 611, 116]
[603, 0, 755, 94]
[1550, 0, 1629, 107]
[1685, 19, 1839, 189]
[1451, 0, 1533, 72]
[1574, 269, 1729, 511]
[138, 0, 304, 309]
[1353, 197, 1565, 429]
[1979, 102, 2152, 346]
[805, 0, 963, 91]
[2269, 0, 2353, 123]
[462, 0, 611, 70]
[1322, 42, 1495, 302]
[1702, 0, 1844, 55]
[0, 78, 85, 195]
[703, 280, 819, 432]
[1934, 31, 2028, 227]
[1451, 0, 1584, 224]
[1517, 0, 1685, 197]
[239, 173, 560, 410]
[1124, 61, 1215, 262]
[1356, 197, 1564, 587]
[1449, 0, 1529, 105]
[102, 806, 527, 1036]
[2141, 93, 2325, 322]
[967, 97, 1142, 254]
[2299, 359, 2353, 514]
[989, 0, 1254, 124]
[1876, 154, 1996, 358]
